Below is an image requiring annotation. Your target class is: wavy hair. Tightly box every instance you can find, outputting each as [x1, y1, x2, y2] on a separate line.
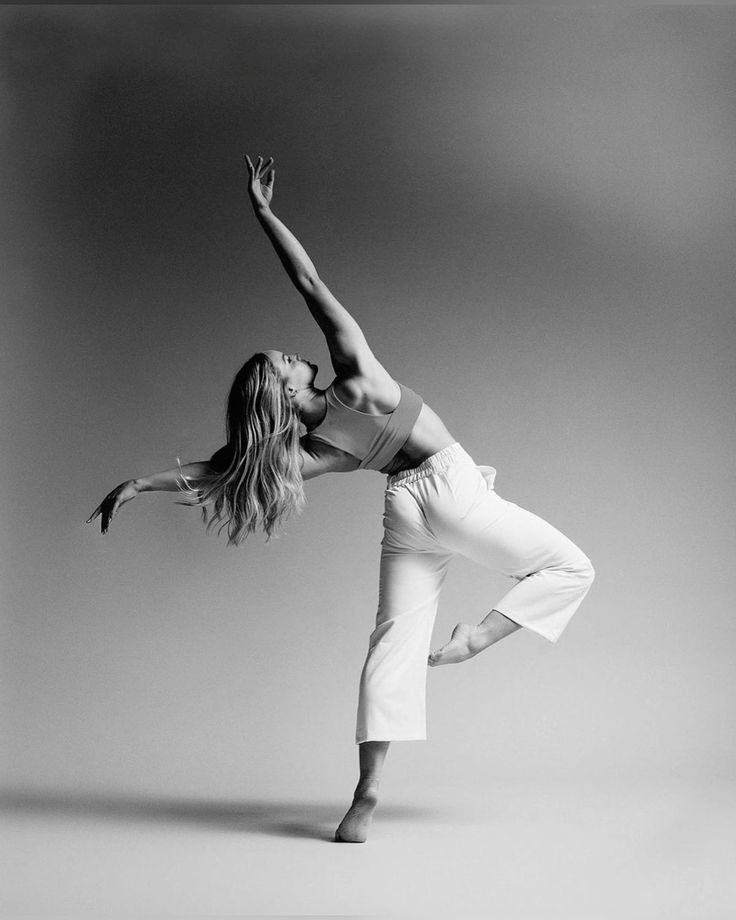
[178, 353, 305, 545]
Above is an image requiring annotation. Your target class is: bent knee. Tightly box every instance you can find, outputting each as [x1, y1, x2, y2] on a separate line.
[576, 555, 595, 586]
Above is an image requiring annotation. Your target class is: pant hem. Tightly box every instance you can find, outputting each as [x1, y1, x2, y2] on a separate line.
[494, 607, 562, 644]
[355, 735, 427, 744]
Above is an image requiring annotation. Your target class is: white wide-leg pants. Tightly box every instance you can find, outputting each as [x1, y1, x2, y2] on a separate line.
[355, 443, 595, 743]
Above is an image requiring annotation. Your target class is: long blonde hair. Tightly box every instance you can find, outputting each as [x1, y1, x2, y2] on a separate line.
[179, 353, 305, 545]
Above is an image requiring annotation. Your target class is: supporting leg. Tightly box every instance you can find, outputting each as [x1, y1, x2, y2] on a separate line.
[356, 546, 451, 742]
[334, 741, 390, 843]
[428, 608, 521, 667]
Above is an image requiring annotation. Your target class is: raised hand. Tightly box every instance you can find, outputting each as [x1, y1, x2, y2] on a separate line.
[244, 154, 275, 210]
[86, 479, 142, 535]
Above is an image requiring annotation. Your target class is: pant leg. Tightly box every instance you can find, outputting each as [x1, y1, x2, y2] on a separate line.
[426, 457, 595, 643]
[464, 501, 595, 642]
[356, 487, 451, 743]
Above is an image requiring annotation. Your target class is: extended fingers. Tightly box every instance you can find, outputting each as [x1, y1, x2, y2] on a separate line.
[256, 156, 274, 181]
[101, 500, 118, 534]
[244, 154, 274, 181]
[87, 493, 117, 533]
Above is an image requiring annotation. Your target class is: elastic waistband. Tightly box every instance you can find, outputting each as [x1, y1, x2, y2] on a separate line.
[386, 442, 472, 488]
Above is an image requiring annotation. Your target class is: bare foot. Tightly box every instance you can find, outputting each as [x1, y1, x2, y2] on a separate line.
[334, 783, 379, 843]
[428, 622, 490, 667]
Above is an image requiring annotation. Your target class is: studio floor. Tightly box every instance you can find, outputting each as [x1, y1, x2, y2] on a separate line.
[2, 776, 734, 919]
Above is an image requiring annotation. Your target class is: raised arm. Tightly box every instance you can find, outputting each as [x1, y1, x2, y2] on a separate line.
[244, 155, 376, 376]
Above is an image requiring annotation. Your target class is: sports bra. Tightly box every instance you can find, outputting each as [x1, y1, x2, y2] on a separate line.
[307, 380, 424, 473]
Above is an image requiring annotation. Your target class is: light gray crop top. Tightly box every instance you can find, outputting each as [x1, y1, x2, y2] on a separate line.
[307, 381, 424, 473]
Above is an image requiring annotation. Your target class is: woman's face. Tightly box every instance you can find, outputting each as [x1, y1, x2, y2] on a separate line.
[263, 350, 318, 393]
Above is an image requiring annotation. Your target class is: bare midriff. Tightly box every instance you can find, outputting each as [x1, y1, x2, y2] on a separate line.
[379, 403, 456, 476]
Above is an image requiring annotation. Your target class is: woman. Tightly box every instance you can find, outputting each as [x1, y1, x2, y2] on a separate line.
[87, 155, 595, 844]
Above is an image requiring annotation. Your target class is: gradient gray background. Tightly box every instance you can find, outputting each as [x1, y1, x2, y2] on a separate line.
[2, 5, 735, 917]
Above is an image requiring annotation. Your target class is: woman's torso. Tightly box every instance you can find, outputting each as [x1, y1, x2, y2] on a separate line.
[304, 374, 456, 476]
[381, 401, 456, 475]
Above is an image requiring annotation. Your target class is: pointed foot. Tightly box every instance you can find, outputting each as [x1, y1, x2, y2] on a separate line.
[334, 786, 378, 843]
[428, 622, 481, 666]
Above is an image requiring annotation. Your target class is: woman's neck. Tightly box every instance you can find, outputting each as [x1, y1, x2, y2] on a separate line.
[295, 387, 327, 431]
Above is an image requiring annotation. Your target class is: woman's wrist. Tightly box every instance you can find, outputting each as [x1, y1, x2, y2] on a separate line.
[134, 462, 211, 494]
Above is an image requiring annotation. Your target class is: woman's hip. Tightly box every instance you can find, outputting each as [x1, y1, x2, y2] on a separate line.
[382, 449, 591, 575]
[381, 445, 509, 549]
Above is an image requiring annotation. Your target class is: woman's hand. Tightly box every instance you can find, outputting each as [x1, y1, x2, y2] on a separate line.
[86, 480, 142, 535]
[244, 154, 275, 211]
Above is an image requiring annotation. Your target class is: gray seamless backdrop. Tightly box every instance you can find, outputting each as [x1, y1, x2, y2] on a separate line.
[2, 5, 734, 811]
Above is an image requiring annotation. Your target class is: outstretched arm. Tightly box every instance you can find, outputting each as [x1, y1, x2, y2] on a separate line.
[244, 155, 376, 376]
[86, 453, 224, 534]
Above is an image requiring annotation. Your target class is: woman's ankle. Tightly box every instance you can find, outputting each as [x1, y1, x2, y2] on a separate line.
[355, 777, 380, 798]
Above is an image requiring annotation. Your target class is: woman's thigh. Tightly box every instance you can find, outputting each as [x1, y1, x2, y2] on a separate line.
[454, 500, 591, 579]
[419, 460, 590, 578]
[376, 485, 452, 632]
[374, 545, 451, 633]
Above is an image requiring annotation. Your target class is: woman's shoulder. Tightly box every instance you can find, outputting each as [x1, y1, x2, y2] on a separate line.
[330, 370, 401, 415]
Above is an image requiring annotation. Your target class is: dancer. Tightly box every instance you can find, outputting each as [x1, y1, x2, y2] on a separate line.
[87, 155, 595, 844]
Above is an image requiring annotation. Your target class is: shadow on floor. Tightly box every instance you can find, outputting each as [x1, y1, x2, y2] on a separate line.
[0, 786, 443, 841]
